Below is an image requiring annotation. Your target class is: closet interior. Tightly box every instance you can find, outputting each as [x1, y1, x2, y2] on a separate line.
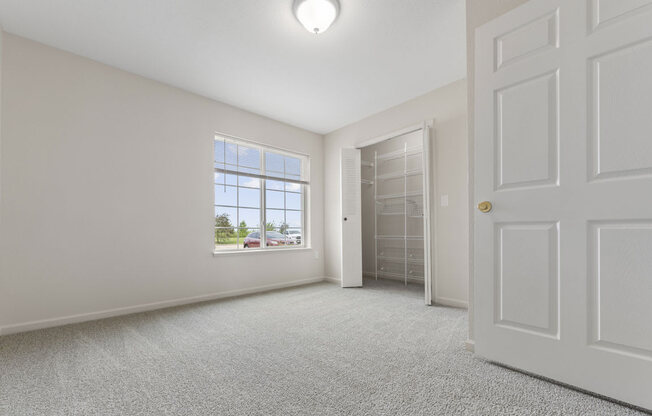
[360, 129, 427, 287]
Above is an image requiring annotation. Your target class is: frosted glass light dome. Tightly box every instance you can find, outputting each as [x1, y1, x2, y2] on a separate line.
[293, 0, 340, 34]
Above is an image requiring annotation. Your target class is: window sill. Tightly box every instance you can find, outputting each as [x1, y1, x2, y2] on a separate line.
[212, 247, 313, 256]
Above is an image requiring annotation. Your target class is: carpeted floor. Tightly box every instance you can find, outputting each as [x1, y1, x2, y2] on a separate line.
[0, 279, 647, 416]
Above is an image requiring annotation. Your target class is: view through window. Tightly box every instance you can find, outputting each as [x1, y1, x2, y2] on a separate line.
[214, 135, 308, 251]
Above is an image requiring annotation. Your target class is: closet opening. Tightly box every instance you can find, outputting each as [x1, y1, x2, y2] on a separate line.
[340, 122, 434, 304]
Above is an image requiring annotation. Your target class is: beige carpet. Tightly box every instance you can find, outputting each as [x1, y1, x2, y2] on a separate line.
[0, 279, 646, 415]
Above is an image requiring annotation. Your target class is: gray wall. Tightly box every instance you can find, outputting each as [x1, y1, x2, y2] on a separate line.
[0, 34, 325, 334]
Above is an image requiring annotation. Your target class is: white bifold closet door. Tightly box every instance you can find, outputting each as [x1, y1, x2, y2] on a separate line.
[340, 148, 363, 288]
[475, 0, 652, 410]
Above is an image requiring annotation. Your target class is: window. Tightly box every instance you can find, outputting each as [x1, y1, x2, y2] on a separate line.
[214, 135, 308, 252]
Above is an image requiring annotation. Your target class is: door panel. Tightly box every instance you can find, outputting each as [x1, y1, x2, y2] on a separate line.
[495, 222, 559, 338]
[340, 148, 362, 287]
[589, 222, 652, 358]
[495, 9, 558, 70]
[475, 0, 652, 410]
[589, 0, 652, 31]
[590, 39, 652, 180]
[496, 70, 558, 189]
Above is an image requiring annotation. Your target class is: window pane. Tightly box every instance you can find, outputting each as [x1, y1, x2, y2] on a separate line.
[215, 227, 238, 250]
[239, 187, 260, 209]
[285, 156, 301, 176]
[238, 226, 256, 238]
[238, 145, 260, 169]
[266, 179, 285, 191]
[215, 207, 237, 228]
[285, 181, 301, 193]
[215, 172, 237, 186]
[214, 198, 238, 251]
[225, 143, 238, 165]
[265, 152, 285, 176]
[215, 185, 237, 207]
[266, 209, 285, 230]
[239, 176, 260, 188]
[284, 228, 303, 246]
[226, 174, 238, 186]
[241, 229, 261, 249]
[265, 229, 287, 248]
[238, 208, 259, 228]
[266, 190, 284, 209]
[277, 234, 292, 248]
[214, 139, 225, 164]
[286, 210, 302, 228]
[286, 192, 301, 210]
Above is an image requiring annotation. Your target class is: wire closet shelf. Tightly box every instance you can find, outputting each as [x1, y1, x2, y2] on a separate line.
[363, 143, 426, 286]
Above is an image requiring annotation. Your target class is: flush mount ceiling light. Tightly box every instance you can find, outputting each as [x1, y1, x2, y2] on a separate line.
[293, 0, 340, 34]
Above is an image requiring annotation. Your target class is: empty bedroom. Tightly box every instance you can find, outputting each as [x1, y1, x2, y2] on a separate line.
[1, 0, 651, 415]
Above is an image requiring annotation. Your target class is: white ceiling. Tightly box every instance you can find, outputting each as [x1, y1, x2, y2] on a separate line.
[0, 0, 466, 134]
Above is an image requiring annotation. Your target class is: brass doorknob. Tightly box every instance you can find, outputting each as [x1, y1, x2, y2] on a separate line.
[478, 201, 493, 213]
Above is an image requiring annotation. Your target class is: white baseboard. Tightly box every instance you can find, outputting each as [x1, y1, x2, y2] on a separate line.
[323, 276, 341, 285]
[465, 339, 475, 352]
[0, 277, 327, 336]
[434, 296, 469, 309]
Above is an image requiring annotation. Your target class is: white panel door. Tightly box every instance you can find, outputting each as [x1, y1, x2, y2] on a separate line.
[341, 148, 363, 287]
[475, 0, 652, 409]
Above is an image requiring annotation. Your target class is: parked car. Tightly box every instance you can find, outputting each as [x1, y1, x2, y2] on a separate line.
[243, 231, 288, 248]
[284, 230, 302, 245]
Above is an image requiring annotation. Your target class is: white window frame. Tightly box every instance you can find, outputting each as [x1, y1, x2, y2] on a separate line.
[212, 133, 310, 255]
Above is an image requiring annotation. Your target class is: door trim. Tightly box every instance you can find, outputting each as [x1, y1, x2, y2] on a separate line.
[354, 122, 427, 149]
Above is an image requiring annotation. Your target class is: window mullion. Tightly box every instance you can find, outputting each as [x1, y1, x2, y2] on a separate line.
[303, 157, 306, 247]
[236, 144, 240, 250]
[283, 157, 287, 243]
[261, 150, 266, 250]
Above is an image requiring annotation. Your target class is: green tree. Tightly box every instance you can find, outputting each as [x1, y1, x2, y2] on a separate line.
[215, 213, 235, 243]
[266, 222, 276, 231]
[238, 221, 249, 238]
